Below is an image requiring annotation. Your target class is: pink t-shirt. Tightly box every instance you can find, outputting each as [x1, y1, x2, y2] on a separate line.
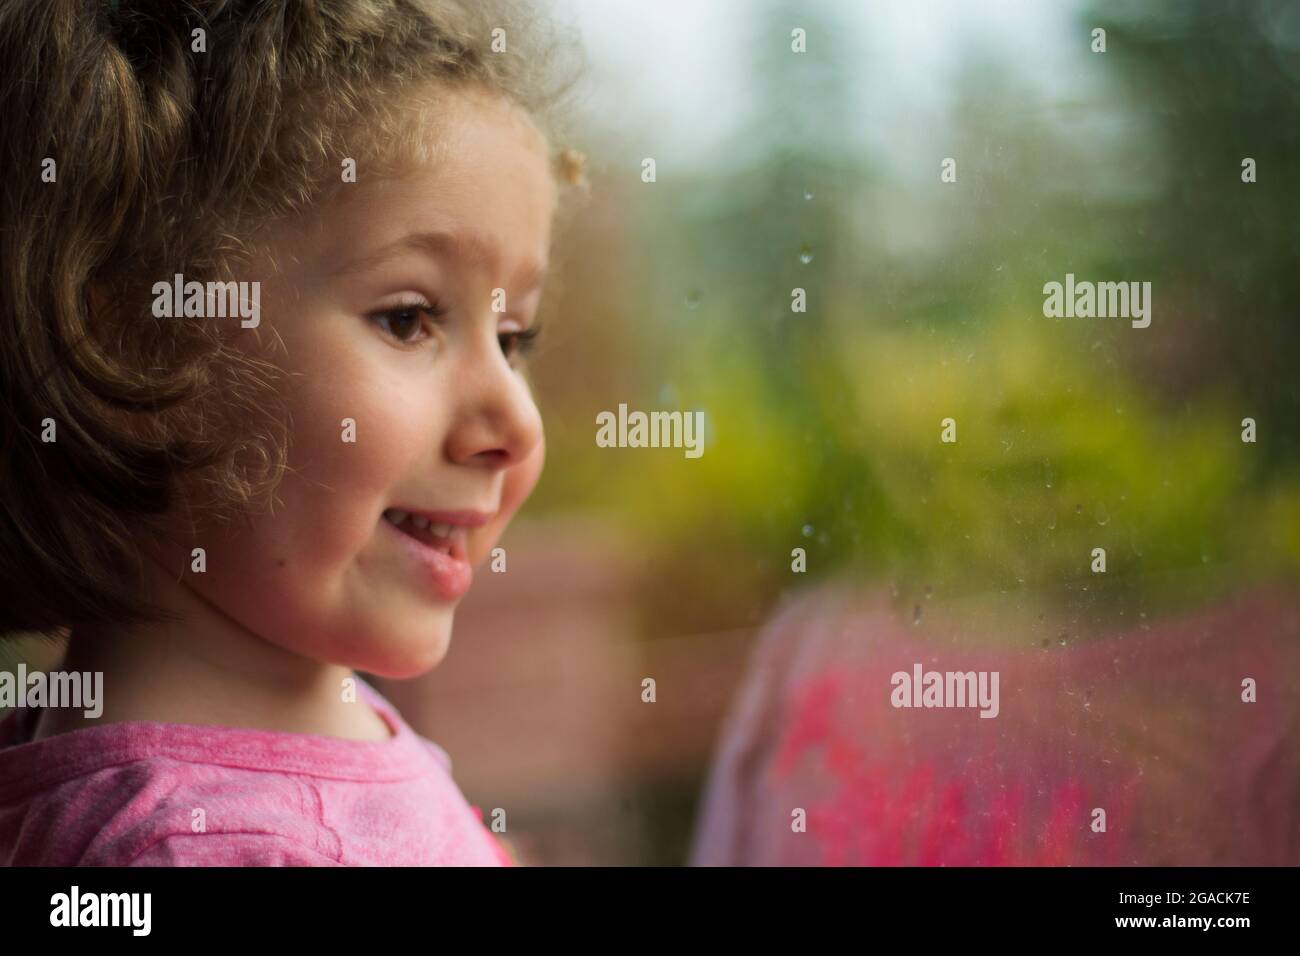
[0, 678, 513, 866]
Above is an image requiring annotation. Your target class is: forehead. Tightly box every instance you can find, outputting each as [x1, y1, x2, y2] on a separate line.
[333, 228, 548, 296]
[417, 89, 558, 225]
[284, 88, 557, 282]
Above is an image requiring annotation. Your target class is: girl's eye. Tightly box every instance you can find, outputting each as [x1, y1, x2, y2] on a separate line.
[367, 304, 441, 344]
[499, 323, 543, 363]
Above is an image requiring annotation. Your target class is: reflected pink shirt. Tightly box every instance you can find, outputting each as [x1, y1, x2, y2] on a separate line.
[0, 678, 513, 866]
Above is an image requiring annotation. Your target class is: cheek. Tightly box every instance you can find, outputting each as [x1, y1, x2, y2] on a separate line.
[190, 346, 441, 615]
[470, 429, 544, 566]
[509, 433, 545, 511]
[269, 346, 446, 570]
[293, 361, 427, 504]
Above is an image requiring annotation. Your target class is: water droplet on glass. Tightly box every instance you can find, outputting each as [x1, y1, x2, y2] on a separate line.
[1074, 503, 1083, 515]
[801, 524, 814, 538]
[685, 289, 703, 310]
[803, 190, 814, 201]
[913, 605, 922, 624]
[1094, 504, 1109, 526]
[799, 245, 813, 265]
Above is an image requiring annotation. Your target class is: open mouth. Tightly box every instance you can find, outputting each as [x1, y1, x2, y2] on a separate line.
[381, 506, 477, 601]
[381, 508, 461, 558]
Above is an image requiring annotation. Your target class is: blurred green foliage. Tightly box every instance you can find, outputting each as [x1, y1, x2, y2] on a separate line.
[528, 0, 1299, 636]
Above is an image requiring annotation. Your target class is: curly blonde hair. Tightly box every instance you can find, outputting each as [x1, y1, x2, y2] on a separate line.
[0, 0, 585, 636]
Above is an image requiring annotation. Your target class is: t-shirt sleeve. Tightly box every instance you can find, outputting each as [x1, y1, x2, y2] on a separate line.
[489, 835, 516, 866]
[124, 832, 343, 867]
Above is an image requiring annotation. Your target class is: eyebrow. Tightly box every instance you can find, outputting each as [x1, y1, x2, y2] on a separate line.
[334, 229, 548, 293]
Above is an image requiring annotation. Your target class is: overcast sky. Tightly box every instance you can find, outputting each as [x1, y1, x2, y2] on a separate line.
[556, 0, 1093, 170]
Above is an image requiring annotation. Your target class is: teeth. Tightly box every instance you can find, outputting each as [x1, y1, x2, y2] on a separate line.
[384, 509, 456, 542]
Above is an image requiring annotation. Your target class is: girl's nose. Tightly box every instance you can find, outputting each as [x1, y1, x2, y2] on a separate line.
[444, 344, 543, 471]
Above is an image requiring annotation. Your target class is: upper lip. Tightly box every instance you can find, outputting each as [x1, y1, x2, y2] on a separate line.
[387, 507, 494, 528]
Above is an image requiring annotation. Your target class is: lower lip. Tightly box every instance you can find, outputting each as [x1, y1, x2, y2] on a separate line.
[382, 520, 473, 601]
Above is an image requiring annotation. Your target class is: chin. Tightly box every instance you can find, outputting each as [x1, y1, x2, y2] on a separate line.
[349, 607, 457, 679]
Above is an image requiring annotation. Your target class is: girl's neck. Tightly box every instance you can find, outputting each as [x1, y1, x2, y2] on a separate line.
[35, 560, 392, 743]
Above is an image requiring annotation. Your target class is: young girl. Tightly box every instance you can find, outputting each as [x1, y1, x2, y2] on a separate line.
[0, 0, 584, 866]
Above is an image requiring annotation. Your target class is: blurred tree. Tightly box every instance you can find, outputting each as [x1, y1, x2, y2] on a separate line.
[1089, 0, 1300, 468]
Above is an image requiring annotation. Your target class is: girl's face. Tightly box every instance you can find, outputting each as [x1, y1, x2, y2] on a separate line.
[162, 90, 554, 678]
